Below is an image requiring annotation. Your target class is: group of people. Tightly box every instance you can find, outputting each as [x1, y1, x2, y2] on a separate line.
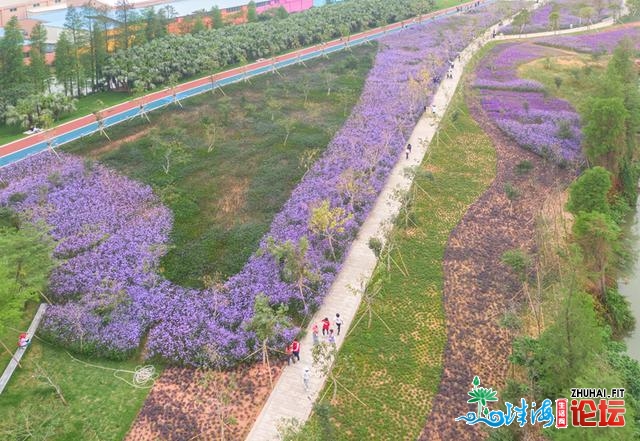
[284, 313, 344, 366]
[314, 313, 343, 345]
[18, 333, 30, 348]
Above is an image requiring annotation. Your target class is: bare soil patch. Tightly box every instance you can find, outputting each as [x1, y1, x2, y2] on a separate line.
[126, 363, 282, 441]
[417, 93, 574, 441]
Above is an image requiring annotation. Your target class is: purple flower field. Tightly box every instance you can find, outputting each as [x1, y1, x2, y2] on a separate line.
[500, 0, 613, 34]
[474, 42, 583, 163]
[534, 25, 640, 53]
[0, 3, 525, 366]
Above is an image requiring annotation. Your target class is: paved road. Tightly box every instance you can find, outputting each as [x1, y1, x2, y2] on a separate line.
[0, 0, 493, 168]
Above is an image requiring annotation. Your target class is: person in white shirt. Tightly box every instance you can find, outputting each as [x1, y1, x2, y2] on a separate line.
[335, 313, 344, 335]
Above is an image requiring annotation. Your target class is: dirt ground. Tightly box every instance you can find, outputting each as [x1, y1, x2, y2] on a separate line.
[126, 363, 283, 441]
[417, 93, 574, 441]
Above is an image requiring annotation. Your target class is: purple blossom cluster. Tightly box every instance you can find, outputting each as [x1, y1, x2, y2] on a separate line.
[0, 2, 527, 366]
[534, 25, 640, 53]
[475, 42, 583, 163]
[500, 0, 612, 34]
[0, 154, 173, 358]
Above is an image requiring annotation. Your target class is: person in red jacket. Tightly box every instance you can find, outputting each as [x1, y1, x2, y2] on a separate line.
[285, 344, 293, 365]
[291, 339, 300, 362]
[18, 333, 30, 348]
[321, 317, 330, 336]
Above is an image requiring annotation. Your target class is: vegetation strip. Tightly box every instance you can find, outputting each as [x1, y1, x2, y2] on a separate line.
[0, 0, 474, 150]
[303, 86, 497, 440]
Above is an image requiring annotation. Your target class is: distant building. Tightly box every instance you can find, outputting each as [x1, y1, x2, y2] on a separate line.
[0, 0, 317, 63]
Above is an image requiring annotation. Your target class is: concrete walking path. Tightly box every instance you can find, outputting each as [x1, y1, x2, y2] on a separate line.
[245, 16, 510, 441]
[0, 304, 47, 394]
[245, 5, 627, 440]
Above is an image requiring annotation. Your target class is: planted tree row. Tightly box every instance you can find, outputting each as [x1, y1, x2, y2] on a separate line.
[102, 0, 436, 91]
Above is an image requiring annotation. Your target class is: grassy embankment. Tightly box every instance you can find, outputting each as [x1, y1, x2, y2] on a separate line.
[303, 81, 497, 438]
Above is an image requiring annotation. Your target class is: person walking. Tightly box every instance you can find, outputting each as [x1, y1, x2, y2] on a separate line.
[285, 344, 293, 365]
[335, 313, 343, 336]
[431, 103, 437, 117]
[291, 339, 301, 362]
[303, 367, 311, 391]
[405, 145, 411, 159]
[328, 329, 336, 345]
[312, 323, 319, 345]
[321, 317, 330, 336]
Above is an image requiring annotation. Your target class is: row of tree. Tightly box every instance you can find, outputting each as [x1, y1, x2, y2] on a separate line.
[95, 0, 435, 92]
[496, 40, 640, 440]
[0, 0, 433, 128]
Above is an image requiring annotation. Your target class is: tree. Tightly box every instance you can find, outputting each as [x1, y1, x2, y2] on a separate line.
[247, 1, 258, 22]
[522, 290, 604, 398]
[0, 16, 26, 90]
[210, 6, 224, 28]
[275, 6, 288, 20]
[64, 6, 87, 96]
[263, 236, 319, 314]
[28, 24, 49, 93]
[512, 8, 531, 33]
[311, 342, 364, 410]
[309, 199, 352, 261]
[54, 31, 75, 95]
[548, 11, 560, 32]
[244, 294, 291, 387]
[582, 97, 628, 176]
[81, 4, 108, 91]
[191, 15, 207, 34]
[629, 0, 640, 16]
[5, 94, 76, 129]
[573, 211, 621, 298]
[566, 166, 612, 215]
[0, 213, 55, 365]
[116, 0, 135, 50]
[578, 6, 595, 25]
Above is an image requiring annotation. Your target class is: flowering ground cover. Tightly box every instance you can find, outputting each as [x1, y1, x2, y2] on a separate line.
[305, 90, 497, 441]
[534, 23, 640, 52]
[474, 42, 583, 164]
[1, 2, 528, 367]
[66, 48, 377, 289]
[500, 0, 613, 34]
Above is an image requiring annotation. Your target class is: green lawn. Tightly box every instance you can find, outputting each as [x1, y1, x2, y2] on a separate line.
[307, 83, 497, 439]
[518, 50, 608, 112]
[0, 219, 151, 441]
[0, 337, 153, 440]
[64, 47, 377, 288]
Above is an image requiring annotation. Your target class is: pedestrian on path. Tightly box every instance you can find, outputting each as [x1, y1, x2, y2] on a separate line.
[328, 329, 336, 345]
[292, 339, 301, 362]
[322, 317, 330, 336]
[431, 103, 437, 117]
[312, 323, 319, 345]
[303, 367, 310, 391]
[406, 145, 411, 159]
[285, 344, 294, 365]
[335, 313, 343, 335]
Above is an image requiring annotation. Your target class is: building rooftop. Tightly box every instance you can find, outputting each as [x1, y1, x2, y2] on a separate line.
[28, 0, 254, 28]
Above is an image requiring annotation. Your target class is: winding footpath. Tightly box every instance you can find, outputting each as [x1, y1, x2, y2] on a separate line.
[246, 7, 630, 441]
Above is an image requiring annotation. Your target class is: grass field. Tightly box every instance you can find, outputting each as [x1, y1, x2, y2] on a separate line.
[64, 47, 377, 288]
[518, 50, 607, 111]
[0, 335, 153, 441]
[306, 84, 497, 439]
